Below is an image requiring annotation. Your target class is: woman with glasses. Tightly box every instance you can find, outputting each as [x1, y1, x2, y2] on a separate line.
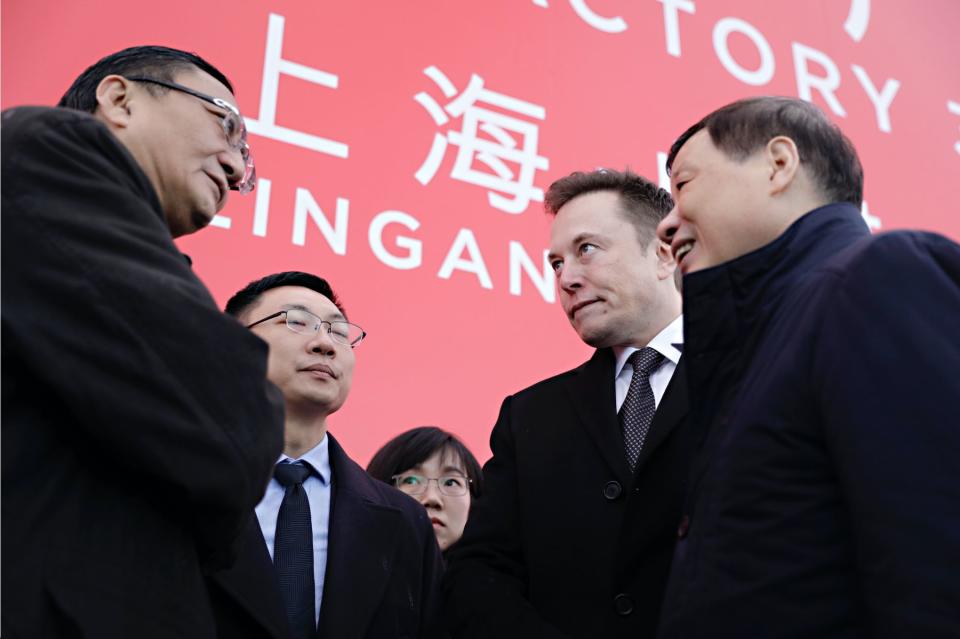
[367, 427, 483, 553]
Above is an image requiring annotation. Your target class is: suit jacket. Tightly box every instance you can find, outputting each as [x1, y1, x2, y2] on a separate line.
[208, 433, 444, 639]
[1, 106, 285, 638]
[658, 203, 960, 639]
[443, 348, 698, 638]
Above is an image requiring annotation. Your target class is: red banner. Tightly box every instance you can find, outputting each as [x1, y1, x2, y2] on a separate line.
[5, 0, 958, 462]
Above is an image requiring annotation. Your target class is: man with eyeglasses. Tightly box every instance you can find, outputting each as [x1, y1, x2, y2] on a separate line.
[2, 46, 283, 638]
[207, 271, 443, 639]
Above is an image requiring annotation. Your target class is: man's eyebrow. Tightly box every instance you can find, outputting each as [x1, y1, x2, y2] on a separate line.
[571, 232, 602, 245]
[548, 232, 604, 259]
[280, 303, 346, 321]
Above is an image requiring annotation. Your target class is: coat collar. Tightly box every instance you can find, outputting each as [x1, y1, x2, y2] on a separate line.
[563, 349, 689, 483]
[682, 203, 870, 359]
[317, 433, 404, 639]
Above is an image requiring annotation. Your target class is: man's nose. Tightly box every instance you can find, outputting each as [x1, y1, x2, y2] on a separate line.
[220, 148, 246, 191]
[557, 261, 582, 292]
[658, 205, 680, 245]
[306, 325, 337, 355]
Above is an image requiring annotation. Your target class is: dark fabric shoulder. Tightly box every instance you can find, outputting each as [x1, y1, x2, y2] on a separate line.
[814, 230, 960, 304]
[509, 350, 604, 400]
[2, 105, 161, 214]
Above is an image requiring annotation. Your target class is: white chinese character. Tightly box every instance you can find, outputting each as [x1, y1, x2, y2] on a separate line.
[245, 13, 348, 158]
[414, 66, 549, 214]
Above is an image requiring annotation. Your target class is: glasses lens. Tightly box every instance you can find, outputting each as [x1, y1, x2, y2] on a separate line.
[284, 309, 317, 334]
[438, 476, 469, 496]
[394, 475, 425, 495]
[330, 321, 365, 347]
[237, 152, 256, 194]
[222, 113, 256, 194]
[221, 113, 240, 146]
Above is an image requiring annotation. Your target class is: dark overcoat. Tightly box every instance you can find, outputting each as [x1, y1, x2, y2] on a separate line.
[444, 348, 698, 638]
[1, 106, 285, 638]
[658, 203, 960, 639]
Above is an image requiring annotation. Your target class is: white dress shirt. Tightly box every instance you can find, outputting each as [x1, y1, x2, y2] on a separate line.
[256, 435, 332, 625]
[613, 315, 684, 412]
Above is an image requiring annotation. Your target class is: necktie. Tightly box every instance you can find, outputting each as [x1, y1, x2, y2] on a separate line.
[273, 462, 315, 639]
[619, 347, 665, 471]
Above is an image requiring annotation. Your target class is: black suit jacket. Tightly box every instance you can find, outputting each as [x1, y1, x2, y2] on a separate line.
[208, 433, 444, 639]
[443, 348, 697, 638]
[1, 107, 285, 638]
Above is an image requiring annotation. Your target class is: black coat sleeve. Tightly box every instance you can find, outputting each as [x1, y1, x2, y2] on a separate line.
[1, 107, 285, 566]
[443, 396, 571, 639]
[813, 232, 960, 638]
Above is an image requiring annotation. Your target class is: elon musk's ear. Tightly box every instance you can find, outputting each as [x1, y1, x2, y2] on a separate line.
[95, 75, 135, 128]
[655, 239, 677, 281]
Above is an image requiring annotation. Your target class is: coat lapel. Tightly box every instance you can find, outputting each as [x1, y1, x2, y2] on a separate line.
[317, 434, 403, 639]
[562, 349, 633, 483]
[632, 357, 689, 476]
[209, 516, 291, 639]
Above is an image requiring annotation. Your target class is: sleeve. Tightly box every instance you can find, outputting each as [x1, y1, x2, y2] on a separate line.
[0, 108, 285, 566]
[813, 233, 960, 638]
[442, 397, 571, 639]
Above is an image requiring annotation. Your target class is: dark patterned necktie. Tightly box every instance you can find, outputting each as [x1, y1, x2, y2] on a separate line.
[619, 347, 665, 471]
[273, 461, 315, 639]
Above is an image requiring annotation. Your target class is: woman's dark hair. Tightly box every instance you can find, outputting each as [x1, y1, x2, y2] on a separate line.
[367, 426, 483, 498]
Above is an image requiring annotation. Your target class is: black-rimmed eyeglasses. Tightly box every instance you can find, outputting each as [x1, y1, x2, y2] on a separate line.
[126, 76, 256, 194]
[246, 308, 366, 348]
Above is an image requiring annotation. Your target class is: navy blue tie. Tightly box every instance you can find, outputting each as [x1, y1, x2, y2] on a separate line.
[273, 462, 315, 639]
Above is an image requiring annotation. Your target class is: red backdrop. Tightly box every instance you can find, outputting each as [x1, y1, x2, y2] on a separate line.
[5, 0, 959, 464]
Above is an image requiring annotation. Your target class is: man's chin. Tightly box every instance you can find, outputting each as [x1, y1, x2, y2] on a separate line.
[574, 324, 611, 349]
[190, 210, 215, 233]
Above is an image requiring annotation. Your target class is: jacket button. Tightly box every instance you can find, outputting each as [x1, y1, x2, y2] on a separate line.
[603, 480, 622, 500]
[613, 593, 634, 616]
[677, 514, 690, 539]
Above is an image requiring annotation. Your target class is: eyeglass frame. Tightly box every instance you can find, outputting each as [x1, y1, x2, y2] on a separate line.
[246, 309, 367, 348]
[125, 76, 256, 194]
[390, 473, 473, 497]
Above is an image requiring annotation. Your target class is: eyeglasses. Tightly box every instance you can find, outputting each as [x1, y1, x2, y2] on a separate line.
[391, 473, 472, 497]
[126, 76, 256, 194]
[246, 309, 366, 348]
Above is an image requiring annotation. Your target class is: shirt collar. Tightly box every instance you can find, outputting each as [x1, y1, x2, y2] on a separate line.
[613, 314, 684, 378]
[277, 434, 331, 485]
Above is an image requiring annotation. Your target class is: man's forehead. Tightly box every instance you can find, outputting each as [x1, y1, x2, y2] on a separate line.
[671, 129, 712, 174]
[550, 193, 624, 246]
[255, 286, 341, 318]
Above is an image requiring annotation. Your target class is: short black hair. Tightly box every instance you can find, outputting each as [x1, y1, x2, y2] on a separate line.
[666, 96, 863, 206]
[367, 427, 484, 499]
[58, 45, 234, 113]
[225, 271, 345, 319]
[544, 168, 674, 250]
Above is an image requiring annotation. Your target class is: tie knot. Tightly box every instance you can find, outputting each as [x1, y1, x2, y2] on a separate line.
[629, 347, 664, 377]
[274, 461, 312, 487]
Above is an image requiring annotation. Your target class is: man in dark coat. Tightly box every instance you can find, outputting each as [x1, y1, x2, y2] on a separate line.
[444, 170, 700, 638]
[1, 47, 284, 638]
[207, 271, 443, 639]
[656, 96, 960, 638]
